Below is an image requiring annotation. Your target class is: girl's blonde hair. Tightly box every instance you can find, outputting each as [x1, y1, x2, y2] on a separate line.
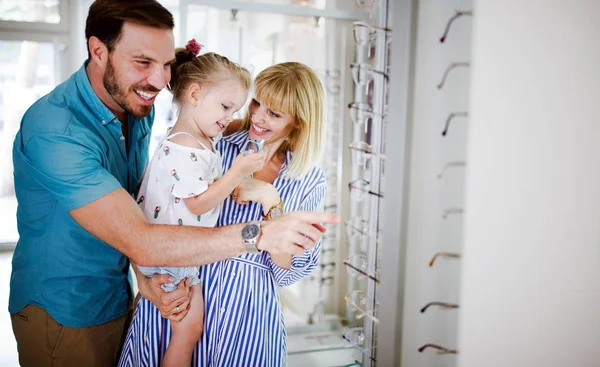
[167, 49, 251, 104]
[241, 62, 325, 179]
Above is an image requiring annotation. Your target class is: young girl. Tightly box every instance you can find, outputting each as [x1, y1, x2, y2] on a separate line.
[135, 39, 264, 366]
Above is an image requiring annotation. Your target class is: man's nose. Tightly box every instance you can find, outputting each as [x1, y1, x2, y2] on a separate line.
[147, 66, 169, 91]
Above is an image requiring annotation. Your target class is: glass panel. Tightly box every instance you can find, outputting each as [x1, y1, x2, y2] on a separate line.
[0, 0, 60, 23]
[0, 40, 57, 243]
[186, 6, 327, 72]
[218, 0, 325, 9]
[158, 0, 181, 46]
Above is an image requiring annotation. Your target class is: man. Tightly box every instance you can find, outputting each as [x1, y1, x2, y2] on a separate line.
[9, 1, 338, 366]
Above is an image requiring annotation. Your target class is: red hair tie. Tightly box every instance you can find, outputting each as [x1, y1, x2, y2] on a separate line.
[185, 38, 203, 56]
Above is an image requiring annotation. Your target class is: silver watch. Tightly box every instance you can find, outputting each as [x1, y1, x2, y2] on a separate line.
[241, 221, 262, 254]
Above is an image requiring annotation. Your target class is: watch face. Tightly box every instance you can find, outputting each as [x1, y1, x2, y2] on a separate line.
[271, 207, 284, 218]
[242, 223, 260, 240]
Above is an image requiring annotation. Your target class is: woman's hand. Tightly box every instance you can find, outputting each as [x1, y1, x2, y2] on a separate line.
[136, 273, 192, 322]
[231, 177, 280, 210]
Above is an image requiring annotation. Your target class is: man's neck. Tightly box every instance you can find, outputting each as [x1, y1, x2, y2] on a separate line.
[85, 62, 127, 123]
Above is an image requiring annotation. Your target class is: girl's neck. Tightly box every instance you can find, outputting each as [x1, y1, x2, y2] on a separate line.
[171, 107, 212, 147]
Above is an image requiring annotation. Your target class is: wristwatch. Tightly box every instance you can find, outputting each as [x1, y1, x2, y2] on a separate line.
[263, 198, 284, 220]
[241, 221, 262, 254]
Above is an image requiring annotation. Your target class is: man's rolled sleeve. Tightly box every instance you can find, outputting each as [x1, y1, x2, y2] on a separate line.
[23, 133, 122, 211]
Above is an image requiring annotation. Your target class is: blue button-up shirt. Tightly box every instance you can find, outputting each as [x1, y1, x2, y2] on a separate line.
[10, 62, 153, 327]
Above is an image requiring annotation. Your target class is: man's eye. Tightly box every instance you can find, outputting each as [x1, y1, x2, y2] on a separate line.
[222, 104, 230, 110]
[136, 61, 150, 66]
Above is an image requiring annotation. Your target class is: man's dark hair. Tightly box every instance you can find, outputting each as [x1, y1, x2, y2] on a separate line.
[85, 0, 174, 58]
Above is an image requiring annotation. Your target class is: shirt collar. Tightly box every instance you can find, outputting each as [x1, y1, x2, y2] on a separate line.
[74, 60, 119, 125]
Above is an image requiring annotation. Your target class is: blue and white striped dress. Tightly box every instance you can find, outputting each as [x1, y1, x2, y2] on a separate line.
[119, 130, 327, 367]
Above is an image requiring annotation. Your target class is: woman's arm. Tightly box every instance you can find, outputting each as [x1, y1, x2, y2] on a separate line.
[267, 181, 328, 286]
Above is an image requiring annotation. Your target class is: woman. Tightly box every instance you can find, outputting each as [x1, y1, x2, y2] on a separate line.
[119, 61, 327, 366]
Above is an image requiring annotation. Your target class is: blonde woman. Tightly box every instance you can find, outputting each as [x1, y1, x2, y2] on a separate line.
[120, 62, 327, 367]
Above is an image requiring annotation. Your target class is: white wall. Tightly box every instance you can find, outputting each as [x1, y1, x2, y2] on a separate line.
[398, 0, 472, 366]
[458, 1, 600, 366]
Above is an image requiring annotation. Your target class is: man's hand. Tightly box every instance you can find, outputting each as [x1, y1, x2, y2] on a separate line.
[258, 211, 340, 255]
[137, 274, 192, 322]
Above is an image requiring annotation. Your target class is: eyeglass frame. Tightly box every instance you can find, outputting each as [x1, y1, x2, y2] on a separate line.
[428, 252, 461, 267]
[350, 62, 389, 87]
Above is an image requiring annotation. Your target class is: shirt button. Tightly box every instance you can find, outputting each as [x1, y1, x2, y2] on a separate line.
[101, 120, 106, 125]
[120, 136, 125, 140]
[220, 307, 226, 313]
[231, 271, 236, 277]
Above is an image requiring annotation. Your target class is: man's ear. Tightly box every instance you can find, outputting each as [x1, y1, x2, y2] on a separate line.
[88, 36, 109, 69]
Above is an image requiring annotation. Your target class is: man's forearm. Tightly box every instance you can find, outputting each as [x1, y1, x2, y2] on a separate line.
[69, 188, 245, 268]
[132, 222, 245, 267]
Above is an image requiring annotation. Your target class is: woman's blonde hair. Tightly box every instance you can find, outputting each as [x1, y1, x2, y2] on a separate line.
[167, 49, 251, 104]
[241, 62, 325, 179]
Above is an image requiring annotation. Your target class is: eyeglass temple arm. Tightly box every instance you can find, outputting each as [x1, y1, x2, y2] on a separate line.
[429, 252, 461, 267]
[437, 62, 471, 89]
[443, 207, 464, 219]
[442, 111, 469, 136]
[420, 301, 460, 313]
[418, 343, 458, 354]
[343, 261, 381, 284]
[440, 10, 473, 43]
[437, 161, 467, 178]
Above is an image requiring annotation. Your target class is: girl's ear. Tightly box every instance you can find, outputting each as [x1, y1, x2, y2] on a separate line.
[187, 83, 201, 106]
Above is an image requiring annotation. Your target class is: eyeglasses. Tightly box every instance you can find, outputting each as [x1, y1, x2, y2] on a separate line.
[348, 102, 387, 134]
[349, 179, 384, 202]
[437, 161, 466, 179]
[439, 10, 473, 43]
[354, 0, 376, 10]
[320, 262, 336, 272]
[353, 21, 391, 49]
[437, 62, 470, 89]
[418, 343, 457, 354]
[344, 254, 380, 284]
[349, 141, 385, 167]
[343, 327, 377, 361]
[241, 138, 265, 154]
[350, 63, 389, 87]
[345, 217, 371, 241]
[429, 252, 461, 267]
[442, 111, 468, 136]
[346, 290, 379, 323]
[420, 301, 459, 313]
[442, 207, 464, 219]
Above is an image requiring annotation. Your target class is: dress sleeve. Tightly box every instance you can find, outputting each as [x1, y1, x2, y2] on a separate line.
[267, 181, 327, 287]
[158, 143, 213, 199]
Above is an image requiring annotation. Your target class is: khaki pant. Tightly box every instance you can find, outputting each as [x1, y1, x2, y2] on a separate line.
[11, 305, 131, 367]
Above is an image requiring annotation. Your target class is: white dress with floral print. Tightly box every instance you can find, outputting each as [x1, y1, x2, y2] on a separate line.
[136, 131, 223, 292]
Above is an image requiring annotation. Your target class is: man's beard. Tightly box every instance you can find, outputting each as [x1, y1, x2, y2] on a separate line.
[103, 57, 157, 118]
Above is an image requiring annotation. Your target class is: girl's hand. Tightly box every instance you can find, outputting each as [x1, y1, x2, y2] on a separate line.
[231, 150, 267, 178]
[231, 177, 280, 209]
